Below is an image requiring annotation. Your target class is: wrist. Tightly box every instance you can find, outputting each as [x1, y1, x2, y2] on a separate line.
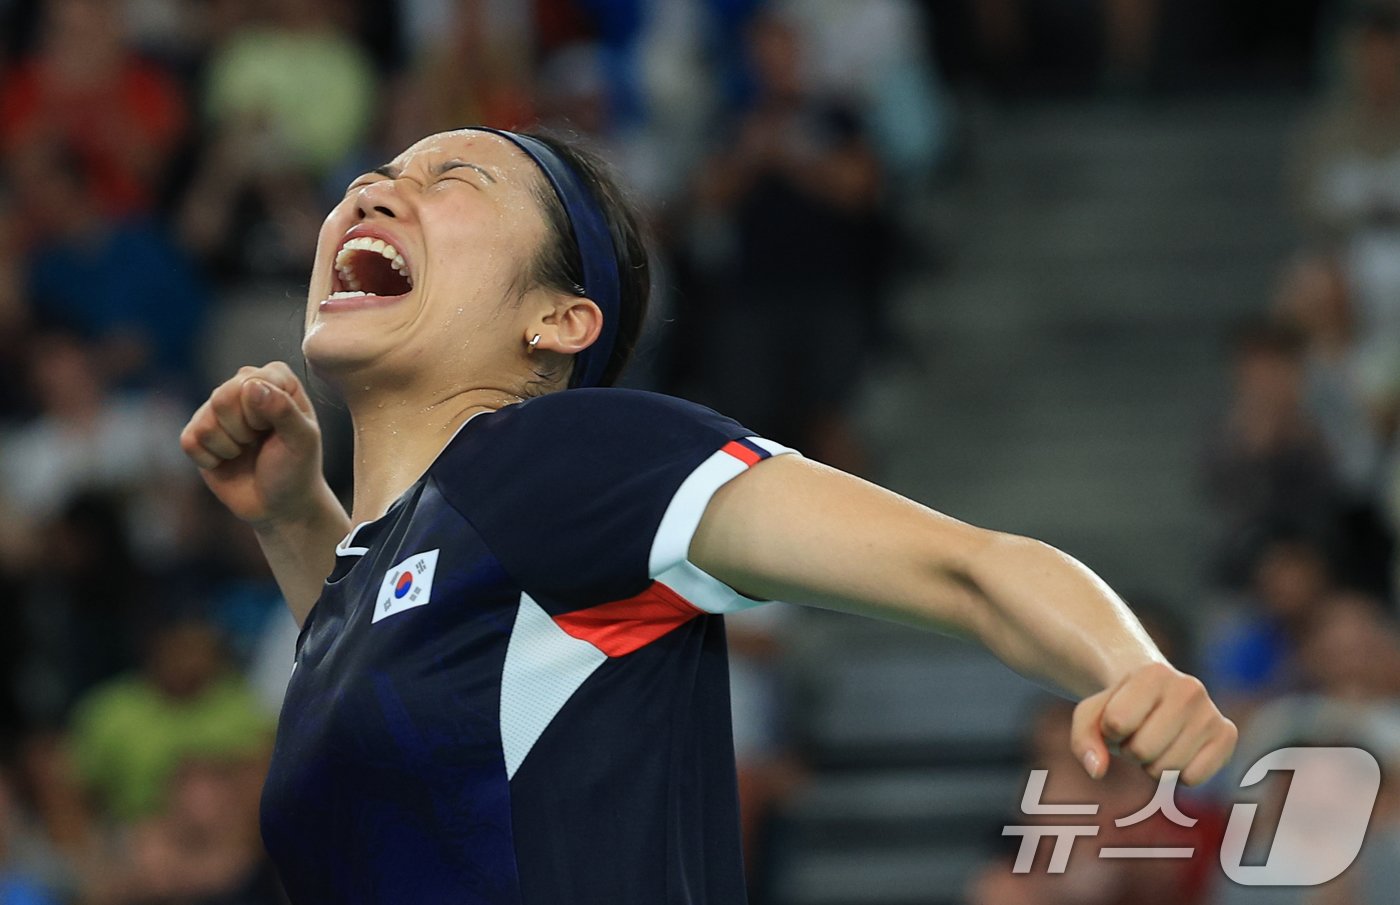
[251, 482, 348, 537]
[1094, 650, 1172, 693]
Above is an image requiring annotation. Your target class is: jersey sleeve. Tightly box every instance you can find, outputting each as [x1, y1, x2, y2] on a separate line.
[433, 389, 798, 620]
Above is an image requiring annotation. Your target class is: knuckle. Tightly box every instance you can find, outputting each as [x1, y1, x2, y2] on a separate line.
[217, 375, 247, 398]
[210, 386, 240, 412]
[1187, 684, 1209, 708]
[1124, 738, 1153, 762]
[265, 360, 295, 381]
[1101, 706, 1133, 738]
[1221, 719, 1239, 745]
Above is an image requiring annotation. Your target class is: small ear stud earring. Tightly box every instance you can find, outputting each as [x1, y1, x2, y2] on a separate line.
[527, 334, 541, 353]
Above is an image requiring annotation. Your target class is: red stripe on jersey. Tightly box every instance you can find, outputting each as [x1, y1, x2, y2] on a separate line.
[553, 582, 706, 657]
[721, 440, 761, 467]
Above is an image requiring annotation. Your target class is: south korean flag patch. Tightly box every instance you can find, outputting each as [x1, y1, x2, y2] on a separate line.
[374, 549, 440, 623]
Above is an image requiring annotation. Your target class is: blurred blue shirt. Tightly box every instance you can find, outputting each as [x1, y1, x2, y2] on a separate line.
[0, 876, 58, 905]
[27, 217, 207, 380]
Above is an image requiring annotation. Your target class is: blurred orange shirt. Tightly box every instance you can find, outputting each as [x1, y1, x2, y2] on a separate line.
[0, 58, 186, 217]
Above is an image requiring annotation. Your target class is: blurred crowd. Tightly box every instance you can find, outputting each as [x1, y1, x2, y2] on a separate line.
[968, 6, 1400, 905]
[0, 0, 949, 902]
[1, 0, 1399, 904]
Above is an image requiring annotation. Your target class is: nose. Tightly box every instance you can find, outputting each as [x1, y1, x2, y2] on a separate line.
[354, 180, 405, 221]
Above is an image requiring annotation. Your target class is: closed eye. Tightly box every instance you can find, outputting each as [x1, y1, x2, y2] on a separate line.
[344, 160, 493, 195]
[435, 173, 482, 190]
[436, 160, 495, 185]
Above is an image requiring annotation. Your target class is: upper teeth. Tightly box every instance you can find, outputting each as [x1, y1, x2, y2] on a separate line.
[334, 236, 412, 287]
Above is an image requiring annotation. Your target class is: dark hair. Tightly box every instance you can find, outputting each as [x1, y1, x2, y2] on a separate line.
[519, 130, 650, 389]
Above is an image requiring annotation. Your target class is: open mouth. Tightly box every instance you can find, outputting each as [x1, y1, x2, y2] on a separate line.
[328, 236, 414, 301]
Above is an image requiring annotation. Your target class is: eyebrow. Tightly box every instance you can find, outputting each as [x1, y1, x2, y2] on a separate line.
[370, 160, 497, 184]
[437, 159, 497, 183]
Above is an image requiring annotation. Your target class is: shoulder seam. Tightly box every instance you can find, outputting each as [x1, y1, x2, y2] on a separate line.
[428, 471, 539, 606]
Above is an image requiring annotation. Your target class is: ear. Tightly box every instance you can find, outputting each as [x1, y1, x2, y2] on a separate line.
[531, 295, 603, 357]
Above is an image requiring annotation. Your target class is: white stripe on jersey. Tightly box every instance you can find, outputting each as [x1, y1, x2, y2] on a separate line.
[647, 438, 798, 614]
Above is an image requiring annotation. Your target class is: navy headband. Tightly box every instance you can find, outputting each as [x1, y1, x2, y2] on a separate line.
[466, 127, 621, 389]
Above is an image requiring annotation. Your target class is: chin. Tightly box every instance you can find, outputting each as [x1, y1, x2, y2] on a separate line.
[301, 324, 386, 381]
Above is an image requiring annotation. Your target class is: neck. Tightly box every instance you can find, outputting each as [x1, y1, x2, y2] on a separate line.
[344, 382, 527, 524]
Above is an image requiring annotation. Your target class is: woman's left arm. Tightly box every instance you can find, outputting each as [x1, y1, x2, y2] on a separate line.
[689, 455, 1238, 785]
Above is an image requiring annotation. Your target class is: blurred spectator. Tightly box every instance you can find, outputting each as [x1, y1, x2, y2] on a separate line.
[1296, 591, 1400, 699]
[12, 494, 148, 726]
[178, 0, 375, 281]
[1272, 252, 1383, 494]
[1295, 5, 1400, 240]
[0, 0, 186, 219]
[5, 734, 100, 902]
[11, 143, 207, 382]
[1202, 535, 1333, 711]
[174, 123, 325, 281]
[536, 44, 668, 207]
[0, 764, 63, 905]
[0, 332, 194, 568]
[68, 620, 272, 823]
[631, 0, 729, 207]
[392, 0, 535, 144]
[691, 12, 882, 472]
[966, 698, 1224, 905]
[1270, 255, 1397, 597]
[88, 754, 285, 905]
[1201, 320, 1345, 585]
[201, 0, 375, 178]
[1294, 6, 1400, 436]
[779, 0, 953, 192]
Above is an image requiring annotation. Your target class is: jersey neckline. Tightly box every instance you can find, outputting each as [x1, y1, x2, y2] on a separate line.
[333, 406, 500, 558]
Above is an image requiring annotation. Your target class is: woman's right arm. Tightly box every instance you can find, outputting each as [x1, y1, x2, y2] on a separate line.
[180, 362, 349, 626]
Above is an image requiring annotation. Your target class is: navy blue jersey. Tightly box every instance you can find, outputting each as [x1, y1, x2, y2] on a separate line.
[259, 389, 795, 904]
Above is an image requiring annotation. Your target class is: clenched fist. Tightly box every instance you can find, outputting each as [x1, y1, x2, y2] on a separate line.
[179, 362, 328, 526]
[1072, 662, 1238, 785]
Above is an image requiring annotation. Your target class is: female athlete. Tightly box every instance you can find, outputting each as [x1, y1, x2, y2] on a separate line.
[179, 128, 1237, 904]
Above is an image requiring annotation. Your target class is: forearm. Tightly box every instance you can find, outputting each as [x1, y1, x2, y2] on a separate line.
[694, 455, 1236, 783]
[252, 483, 351, 627]
[693, 457, 1165, 698]
[959, 533, 1166, 698]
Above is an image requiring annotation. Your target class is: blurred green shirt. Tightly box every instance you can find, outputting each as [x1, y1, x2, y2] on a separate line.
[70, 674, 273, 821]
[204, 26, 376, 174]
